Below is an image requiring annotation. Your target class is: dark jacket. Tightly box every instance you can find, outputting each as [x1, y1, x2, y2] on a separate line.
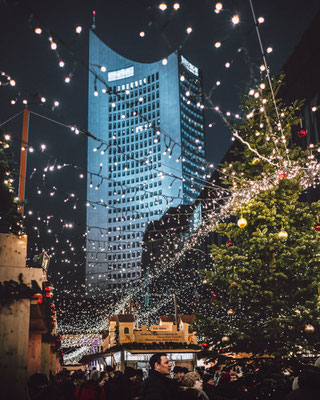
[286, 366, 320, 400]
[140, 370, 178, 400]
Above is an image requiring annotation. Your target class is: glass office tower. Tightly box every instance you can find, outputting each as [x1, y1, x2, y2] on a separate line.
[86, 31, 206, 296]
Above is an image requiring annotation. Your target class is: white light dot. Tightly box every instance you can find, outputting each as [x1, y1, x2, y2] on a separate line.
[232, 15, 240, 25]
[59, 60, 65, 67]
[186, 27, 192, 34]
[159, 3, 167, 11]
[41, 97, 46, 103]
[215, 3, 223, 11]
[162, 58, 168, 65]
[225, 62, 231, 68]
[215, 42, 221, 48]
[94, 90, 98, 96]
[260, 65, 266, 71]
[51, 42, 57, 50]
[100, 66, 106, 72]
[216, 81, 221, 86]
[180, 75, 185, 81]
[9, 79, 16, 86]
[35, 27, 42, 34]
[266, 47, 273, 53]
[173, 3, 180, 10]
[65, 76, 71, 83]
[139, 31, 145, 37]
[75, 26, 82, 34]
[258, 17, 264, 24]
[11, 100, 16, 105]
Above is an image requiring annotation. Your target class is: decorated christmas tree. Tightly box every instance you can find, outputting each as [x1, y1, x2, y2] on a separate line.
[196, 76, 320, 363]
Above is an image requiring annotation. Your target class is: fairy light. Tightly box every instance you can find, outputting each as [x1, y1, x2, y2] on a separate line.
[162, 58, 168, 65]
[75, 26, 82, 34]
[159, 3, 167, 11]
[9, 79, 16, 86]
[139, 31, 145, 37]
[215, 42, 221, 48]
[231, 15, 240, 25]
[50, 41, 57, 50]
[186, 27, 192, 34]
[35, 27, 42, 34]
[173, 3, 180, 10]
[257, 16, 264, 24]
[59, 60, 65, 67]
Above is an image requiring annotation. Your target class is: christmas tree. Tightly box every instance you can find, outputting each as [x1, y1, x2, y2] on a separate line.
[196, 76, 320, 363]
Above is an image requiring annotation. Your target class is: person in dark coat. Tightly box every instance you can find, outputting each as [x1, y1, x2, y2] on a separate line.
[26, 373, 60, 400]
[140, 352, 178, 400]
[286, 366, 320, 400]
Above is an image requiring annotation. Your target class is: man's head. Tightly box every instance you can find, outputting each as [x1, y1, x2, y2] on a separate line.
[105, 365, 115, 378]
[125, 367, 137, 381]
[173, 366, 187, 381]
[149, 353, 172, 375]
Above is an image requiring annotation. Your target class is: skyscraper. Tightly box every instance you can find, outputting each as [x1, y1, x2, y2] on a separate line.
[86, 31, 207, 296]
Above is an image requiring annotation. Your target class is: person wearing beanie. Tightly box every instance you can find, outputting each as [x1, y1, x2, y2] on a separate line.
[180, 372, 209, 400]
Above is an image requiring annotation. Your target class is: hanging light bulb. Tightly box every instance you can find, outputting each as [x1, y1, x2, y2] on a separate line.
[159, 3, 167, 11]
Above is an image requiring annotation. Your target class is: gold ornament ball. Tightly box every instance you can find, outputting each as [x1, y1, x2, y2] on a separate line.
[304, 324, 315, 333]
[237, 218, 247, 228]
[222, 335, 230, 343]
[227, 309, 235, 316]
[278, 230, 288, 240]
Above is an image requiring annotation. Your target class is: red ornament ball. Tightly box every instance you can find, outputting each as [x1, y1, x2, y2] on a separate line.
[278, 173, 286, 180]
[298, 129, 307, 137]
[226, 241, 234, 246]
[314, 224, 320, 232]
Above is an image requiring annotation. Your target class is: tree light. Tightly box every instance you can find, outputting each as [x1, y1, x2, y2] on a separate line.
[215, 42, 221, 48]
[159, 3, 167, 11]
[51, 42, 57, 50]
[162, 58, 168, 65]
[59, 60, 65, 67]
[75, 26, 82, 34]
[260, 65, 266, 71]
[216, 81, 221, 85]
[225, 62, 231, 68]
[4, 134, 10, 141]
[139, 31, 145, 37]
[35, 27, 42, 34]
[100, 66, 106, 72]
[258, 17, 264, 24]
[9, 79, 16, 86]
[41, 144, 46, 151]
[41, 97, 46, 103]
[173, 3, 180, 10]
[215, 3, 223, 11]
[186, 27, 192, 34]
[11, 100, 16, 105]
[266, 47, 273, 53]
[231, 15, 240, 25]
[65, 76, 71, 83]
[54, 100, 59, 107]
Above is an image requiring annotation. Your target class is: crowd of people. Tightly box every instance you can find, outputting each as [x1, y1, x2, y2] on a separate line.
[26, 353, 320, 400]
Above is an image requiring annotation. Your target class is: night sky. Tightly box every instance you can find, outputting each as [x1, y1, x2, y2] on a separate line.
[1, 0, 320, 292]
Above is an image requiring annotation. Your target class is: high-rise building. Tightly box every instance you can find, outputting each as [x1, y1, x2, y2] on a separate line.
[86, 31, 207, 296]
